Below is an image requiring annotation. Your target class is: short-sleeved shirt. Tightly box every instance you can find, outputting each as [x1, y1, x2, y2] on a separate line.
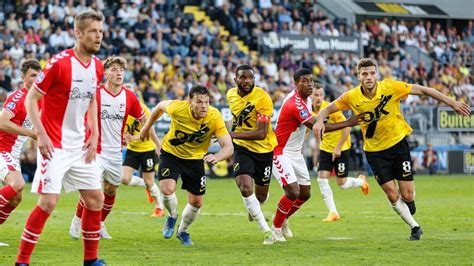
[34, 49, 104, 150]
[161, 100, 228, 159]
[0, 87, 32, 160]
[227, 86, 277, 153]
[334, 79, 413, 152]
[125, 102, 156, 152]
[314, 100, 351, 153]
[274, 90, 313, 155]
[97, 85, 144, 155]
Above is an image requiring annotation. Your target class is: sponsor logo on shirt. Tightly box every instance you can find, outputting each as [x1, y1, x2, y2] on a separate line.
[169, 124, 210, 146]
[100, 110, 124, 121]
[69, 87, 94, 101]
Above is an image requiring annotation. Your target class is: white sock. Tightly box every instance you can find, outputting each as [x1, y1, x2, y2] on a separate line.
[163, 193, 178, 218]
[391, 197, 419, 228]
[149, 183, 163, 209]
[177, 203, 200, 233]
[129, 175, 146, 187]
[339, 177, 364, 189]
[317, 178, 338, 214]
[243, 194, 270, 232]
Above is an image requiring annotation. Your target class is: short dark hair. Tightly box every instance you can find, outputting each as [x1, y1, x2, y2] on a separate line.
[235, 64, 254, 75]
[294, 68, 312, 82]
[20, 59, 41, 75]
[189, 84, 210, 99]
[356, 58, 377, 73]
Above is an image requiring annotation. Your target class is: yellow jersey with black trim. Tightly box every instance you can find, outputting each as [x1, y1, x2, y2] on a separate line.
[334, 79, 413, 152]
[125, 102, 156, 152]
[161, 100, 228, 159]
[314, 101, 351, 153]
[227, 87, 277, 153]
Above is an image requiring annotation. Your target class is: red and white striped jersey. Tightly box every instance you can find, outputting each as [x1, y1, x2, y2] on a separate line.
[34, 49, 104, 150]
[0, 88, 32, 161]
[97, 85, 144, 155]
[274, 90, 314, 155]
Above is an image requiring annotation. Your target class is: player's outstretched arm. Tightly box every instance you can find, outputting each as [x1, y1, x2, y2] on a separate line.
[203, 133, 233, 164]
[140, 100, 172, 141]
[313, 102, 341, 141]
[410, 84, 471, 116]
[139, 116, 162, 156]
[84, 94, 99, 163]
[230, 114, 269, 140]
[0, 110, 36, 140]
[26, 88, 53, 160]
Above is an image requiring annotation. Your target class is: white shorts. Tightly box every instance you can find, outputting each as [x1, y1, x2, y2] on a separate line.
[272, 152, 311, 187]
[31, 148, 101, 194]
[0, 152, 20, 183]
[97, 153, 122, 186]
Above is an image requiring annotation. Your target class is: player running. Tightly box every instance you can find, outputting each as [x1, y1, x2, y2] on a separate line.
[271, 68, 359, 242]
[140, 85, 233, 246]
[227, 64, 277, 245]
[314, 58, 471, 240]
[312, 84, 369, 222]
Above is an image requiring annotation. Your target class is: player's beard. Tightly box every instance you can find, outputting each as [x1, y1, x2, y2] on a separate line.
[237, 82, 254, 94]
[85, 42, 101, 55]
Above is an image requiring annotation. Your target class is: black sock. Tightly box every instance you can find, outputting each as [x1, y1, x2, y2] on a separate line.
[84, 259, 98, 266]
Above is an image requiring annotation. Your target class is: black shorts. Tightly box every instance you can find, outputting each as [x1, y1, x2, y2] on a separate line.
[122, 149, 158, 173]
[365, 137, 414, 185]
[318, 150, 350, 178]
[232, 144, 273, 186]
[158, 150, 206, 196]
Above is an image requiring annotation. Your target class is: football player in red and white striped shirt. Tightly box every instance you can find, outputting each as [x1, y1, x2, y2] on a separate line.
[69, 56, 150, 241]
[16, 11, 106, 266]
[0, 60, 40, 229]
[271, 68, 358, 242]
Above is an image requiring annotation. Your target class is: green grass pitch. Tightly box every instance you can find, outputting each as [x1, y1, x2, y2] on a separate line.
[1, 175, 473, 265]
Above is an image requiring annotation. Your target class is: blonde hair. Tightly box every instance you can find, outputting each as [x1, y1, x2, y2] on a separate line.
[104, 56, 127, 70]
[74, 10, 104, 31]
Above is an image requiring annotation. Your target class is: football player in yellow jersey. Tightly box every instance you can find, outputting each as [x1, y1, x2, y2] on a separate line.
[312, 85, 369, 222]
[315, 58, 471, 240]
[140, 85, 233, 246]
[227, 64, 277, 245]
[121, 99, 164, 218]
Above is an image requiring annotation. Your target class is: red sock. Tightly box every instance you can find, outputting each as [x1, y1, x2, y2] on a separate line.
[101, 193, 115, 222]
[287, 199, 306, 218]
[16, 205, 50, 264]
[273, 195, 294, 228]
[82, 207, 101, 260]
[0, 202, 17, 224]
[0, 185, 17, 205]
[75, 197, 85, 219]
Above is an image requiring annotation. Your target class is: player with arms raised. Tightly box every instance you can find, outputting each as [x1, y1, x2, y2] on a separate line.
[314, 58, 471, 240]
[16, 10, 106, 265]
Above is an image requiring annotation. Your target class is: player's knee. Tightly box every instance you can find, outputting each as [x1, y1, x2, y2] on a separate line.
[189, 198, 202, 208]
[9, 193, 22, 207]
[285, 188, 299, 201]
[121, 176, 131, 185]
[401, 193, 414, 202]
[10, 174, 25, 192]
[386, 191, 399, 203]
[299, 191, 311, 201]
[39, 198, 58, 214]
[255, 192, 268, 203]
[238, 183, 253, 197]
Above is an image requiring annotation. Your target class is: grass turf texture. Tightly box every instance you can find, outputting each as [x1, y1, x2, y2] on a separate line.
[1, 175, 473, 265]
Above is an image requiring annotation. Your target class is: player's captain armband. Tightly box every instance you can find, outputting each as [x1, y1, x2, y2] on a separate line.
[257, 113, 271, 123]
